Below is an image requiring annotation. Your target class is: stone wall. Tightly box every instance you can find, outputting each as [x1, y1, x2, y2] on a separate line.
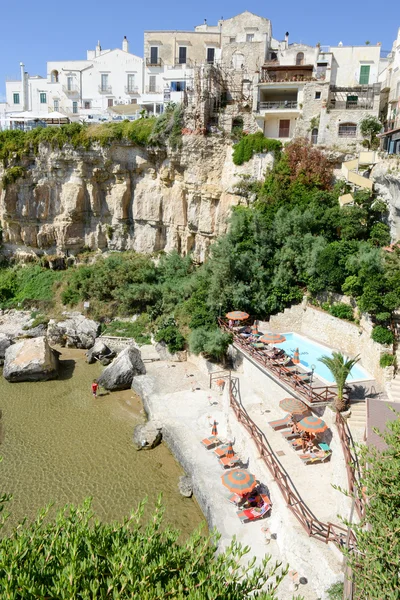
[371, 159, 400, 242]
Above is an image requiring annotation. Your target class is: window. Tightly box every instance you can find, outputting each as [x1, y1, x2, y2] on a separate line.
[279, 119, 290, 138]
[101, 74, 108, 91]
[230, 37, 236, 43]
[207, 48, 215, 64]
[53, 99, 59, 111]
[311, 128, 318, 144]
[178, 46, 187, 64]
[150, 46, 159, 65]
[346, 95, 358, 108]
[84, 101, 91, 109]
[315, 91, 321, 99]
[149, 75, 156, 92]
[72, 101, 78, 114]
[67, 76, 73, 91]
[170, 81, 186, 92]
[359, 65, 370, 85]
[127, 74, 136, 92]
[40, 92, 47, 104]
[338, 122, 357, 137]
[13, 93, 20, 104]
[296, 52, 305, 66]
[131, 98, 137, 104]
[50, 70, 59, 83]
[107, 99, 113, 107]
[246, 34, 254, 42]
[316, 63, 327, 80]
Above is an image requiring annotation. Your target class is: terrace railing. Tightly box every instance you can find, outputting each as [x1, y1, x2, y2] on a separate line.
[336, 412, 365, 519]
[210, 370, 356, 549]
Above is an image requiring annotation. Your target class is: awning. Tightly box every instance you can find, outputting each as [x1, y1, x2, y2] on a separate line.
[377, 126, 400, 138]
[42, 111, 69, 120]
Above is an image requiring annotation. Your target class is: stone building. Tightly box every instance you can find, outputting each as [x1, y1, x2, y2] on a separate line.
[379, 27, 400, 154]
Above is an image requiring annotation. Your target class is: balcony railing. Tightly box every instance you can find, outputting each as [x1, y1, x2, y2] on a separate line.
[98, 85, 112, 94]
[62, 84, 79, 95]
[125, 86, 139, 94]
[329, 100, 374, 110]
[146, 57, 162, 67]
[174, 58, 193, 67]
[145, 86, 162, 94]
[258, 100, 298, 110]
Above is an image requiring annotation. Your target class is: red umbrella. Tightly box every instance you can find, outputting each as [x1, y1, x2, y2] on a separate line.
[211, 420, 218, 436]
[293, 348, 300, 364]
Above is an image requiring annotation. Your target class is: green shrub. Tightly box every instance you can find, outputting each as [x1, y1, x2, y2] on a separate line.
[379, 353, 396, 368]
[232, 133, 282, 165]
[326, 582, 344, 600]
[328, 302, 354, 321]
[189, 327, 233, 361]
[2, 166, 25, 186]
[371, 325, 394, 346]
[155, 317, 185, 353]
[30, 314, 50, 329]
[103, 315, 151, 345]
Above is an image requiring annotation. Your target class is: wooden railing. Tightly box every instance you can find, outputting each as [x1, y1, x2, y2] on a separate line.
[220, 372, 356, 549]
[336, 412, 365, 520]
[218, 319, 345, 406]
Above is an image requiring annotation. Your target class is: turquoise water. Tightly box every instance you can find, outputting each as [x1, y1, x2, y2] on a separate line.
[275, 332, 371, 384]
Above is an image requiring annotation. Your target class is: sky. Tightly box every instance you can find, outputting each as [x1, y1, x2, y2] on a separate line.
[0, 0, 398, 100]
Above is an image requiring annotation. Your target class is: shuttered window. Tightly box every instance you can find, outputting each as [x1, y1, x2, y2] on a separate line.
[359, 65, 370, 85]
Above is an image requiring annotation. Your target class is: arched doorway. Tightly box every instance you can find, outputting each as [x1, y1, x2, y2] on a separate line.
[311, 128, 318, 144]
[296, 52, 304, 66]
[50, 70, 59, 83]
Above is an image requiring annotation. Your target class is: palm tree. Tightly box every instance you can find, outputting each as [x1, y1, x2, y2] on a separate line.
[319, 352, 360, 412]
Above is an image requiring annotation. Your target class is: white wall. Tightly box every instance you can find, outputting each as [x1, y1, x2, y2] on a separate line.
[330, 46, 381, 86]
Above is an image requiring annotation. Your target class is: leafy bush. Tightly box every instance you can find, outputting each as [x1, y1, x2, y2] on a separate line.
[30, 314, 50, 329]
[0, 265, 62, 308]
[371, 325, 394, 346]
[189, 327, 233, 361]
[2, 166, 25, 186]
[328, 302, 354, 321]
[232, 132, 282, 165]
[380, 353, 396, 368]
[103, 315, 151, 345]
[155, 317, 185, 353]
[149, 103, 184, 150]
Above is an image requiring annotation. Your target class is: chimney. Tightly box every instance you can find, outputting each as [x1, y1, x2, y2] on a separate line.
[285, 32, 289, 48]
[122, 35, 129, 52]
[20, 62, 26, 110]
[96, 40, 101, 57]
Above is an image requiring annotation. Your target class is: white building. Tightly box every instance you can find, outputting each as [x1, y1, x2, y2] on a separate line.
[380, 28, 400, 154]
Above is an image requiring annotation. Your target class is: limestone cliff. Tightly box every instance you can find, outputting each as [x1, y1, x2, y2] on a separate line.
[372, 158, 400, 242]
[0, 136, 273, 261]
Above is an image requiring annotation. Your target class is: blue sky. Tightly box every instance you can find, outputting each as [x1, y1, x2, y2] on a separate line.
[0, 0, 397, 99]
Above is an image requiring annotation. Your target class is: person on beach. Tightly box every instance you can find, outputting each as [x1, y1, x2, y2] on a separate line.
[91, 380, 99, 397]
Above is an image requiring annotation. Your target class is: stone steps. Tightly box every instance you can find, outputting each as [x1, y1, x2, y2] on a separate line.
[348, 401, 367, 429]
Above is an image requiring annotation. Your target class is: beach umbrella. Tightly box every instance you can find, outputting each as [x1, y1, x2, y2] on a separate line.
[293, 348, 300, 364]
[279, 397, 309, 417]
[211, 420, 218, 436]
[225, 311, 249, 321]
[221, 468, 256, 495]
[297, 415, 328, 434]
[226, 442, 235, 459]
[259, 333, 286, 344]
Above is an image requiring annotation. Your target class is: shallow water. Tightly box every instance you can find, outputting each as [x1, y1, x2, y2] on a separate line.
[0, 347, 204, 536]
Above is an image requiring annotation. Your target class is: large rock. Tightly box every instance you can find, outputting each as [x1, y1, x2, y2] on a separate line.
[97, 345, 146, 390]
[178, 475, 193, 498]
[155, 341, 187, 362]
[132, 421, 162, 450]
[0, 333, 11, 366]
[3, 336, 59, 382]
[86, 339, 115, 364]
[47, 313, 100, 349]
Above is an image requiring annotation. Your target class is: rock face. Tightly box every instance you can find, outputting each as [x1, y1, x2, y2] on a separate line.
[132, 421, 162, 450]
[3, 336, 59, 382]
[0, 137, 274, 262]
[0, 333, 11, 366]
[178, 475, 193, 498]
[371, 160, 400, 242]
[86, 339, 115, 364]
[155, 341, 187, 362]
[47, 314, 100, 349]
[97, 345, 146, 390]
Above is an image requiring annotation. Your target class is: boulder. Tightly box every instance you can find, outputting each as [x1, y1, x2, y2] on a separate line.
[47, 313, 100, 349]
[133, 421, 162, 450]
[0, 333, 11, 366]
[3, 336, 59, 382]
[155, 341, 187, 362]
[97, 345, 146, 390]
[23, 324, 48, 339]
[86, 339, 115, 364]
[178, 475, 193, 498]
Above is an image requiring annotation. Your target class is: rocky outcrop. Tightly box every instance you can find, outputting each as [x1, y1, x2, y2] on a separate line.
[132, 421, 162, 450]
[3, 336, 59, 382]
[0, 137, 274, 262]
[371, 160, 400, 242]
[0, 333, 11, 366]
[86, 339, 115, 364]
[97, 345, 146, 390]
[178, 475, 193, 498]
[47, 313, 100, 349]
[155, 341, 187, 362]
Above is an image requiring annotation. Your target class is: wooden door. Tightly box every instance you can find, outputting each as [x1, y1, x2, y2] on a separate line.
[279, 119, 290, 138]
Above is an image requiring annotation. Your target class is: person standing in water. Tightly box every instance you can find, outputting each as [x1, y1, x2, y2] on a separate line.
[91, 380, 99, 398]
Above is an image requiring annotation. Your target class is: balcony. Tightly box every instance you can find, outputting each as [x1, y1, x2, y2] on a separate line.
[125, 86, 139, 95]
[145, 86, 162, 94]
[98, 85, 112, 94]
[258, 100, 298, 111]
[260, 64, 314, 84]
[62, 84, 79, 95]
[174, 58, 193, 67]
[146, 57, 162, 67]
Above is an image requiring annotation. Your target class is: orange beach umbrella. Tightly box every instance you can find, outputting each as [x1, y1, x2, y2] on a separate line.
[211, 420, 218, 436]
[221, 468, 256, 495]
[226, 311, 249, 321]
[297, 415, 328, 434]
[293, 348, 300, 364]
[259, 333, 286, 344]
[279, 398, 309, 417]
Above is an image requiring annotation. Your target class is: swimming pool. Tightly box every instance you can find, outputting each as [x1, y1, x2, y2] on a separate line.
[274, 332, 371, 384]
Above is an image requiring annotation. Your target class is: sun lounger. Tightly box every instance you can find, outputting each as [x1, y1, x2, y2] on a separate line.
[299, 449, 331, 464]
[290, 437, 304, 450]
[237, 500, 272, 523]
[318, 442, 331, 452]
[281, 429, 300, 440]
[200, 436, 221, 450]
[213, 444, 230, 458]
[226, 492, 246, 506]
[219, 455, 241, 469]
[268, 415, 291, 431]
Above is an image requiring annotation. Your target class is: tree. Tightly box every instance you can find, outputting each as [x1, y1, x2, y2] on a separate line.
[0, 496, 291, 599]
[359, 116, 382, 150]
[340, 415, 400, 599]
[318, 351, 360, 411]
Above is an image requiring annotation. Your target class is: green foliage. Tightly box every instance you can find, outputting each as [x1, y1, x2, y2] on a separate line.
[232, 132, 282, 165]
[371, 325, 394, 346]
[29, 314, 50, 329]
[379, 352, 396, 368]
[318, 352, 360, 411]
[2, 166, 25, 186]
[359, 115, 382, 149]
[340, 416, 400, 599]
[0, 496, 288, 599]
[189, 327, 233, 361]
[149, 103, 184, 150]
[0, 265, 62, 309]
[102, 315, 151, 345]
[327, 302, 354, 321]
[326, 582, 344, 600]
[155, 317, 185, 353]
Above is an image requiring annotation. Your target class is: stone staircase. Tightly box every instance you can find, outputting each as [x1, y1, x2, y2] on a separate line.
[347, 400, 367, 431]
[387, 375, 400, 403]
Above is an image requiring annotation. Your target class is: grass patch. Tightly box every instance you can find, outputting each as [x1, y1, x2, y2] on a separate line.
[102, 315, 151, 345]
